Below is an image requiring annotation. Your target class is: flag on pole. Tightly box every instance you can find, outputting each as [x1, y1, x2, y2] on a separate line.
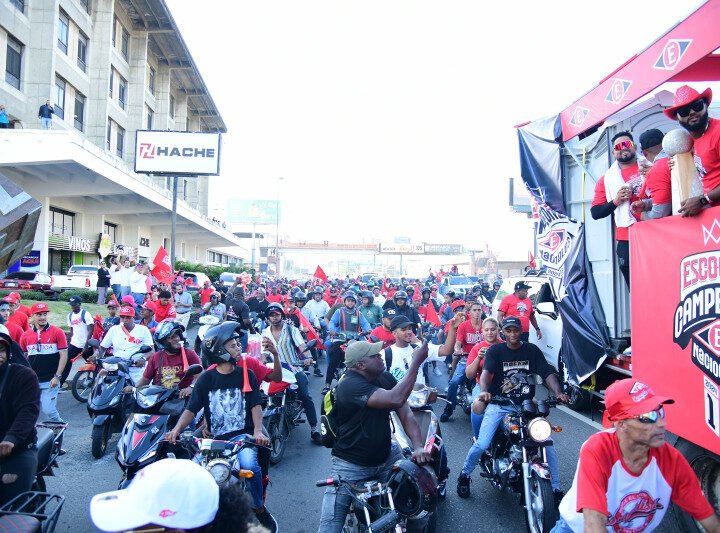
[529, 251, 537, 269]
[381, 277, 388, 295]
[313, 265, 328, 283]
[425, 300, 441, 327]
[290, 308, 327, 350]
[151, 246, 174, 285]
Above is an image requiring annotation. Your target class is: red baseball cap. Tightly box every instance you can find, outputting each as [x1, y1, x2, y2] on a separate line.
[141, 301, 156, 313]
[119, 306, 136, 317]
[1, 295, 17, 305]
[30, 302, 50, 314]
[451, 299, 466, 311]
[602, 379, 674, 428]
[8, 292, 21, 301]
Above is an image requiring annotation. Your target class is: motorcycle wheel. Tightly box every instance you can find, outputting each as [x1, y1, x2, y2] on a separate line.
[72, 369, 95, 403]
[91, 422, 110, 459]
[524, 471, 557, 533]
[267, 416, 287, 465]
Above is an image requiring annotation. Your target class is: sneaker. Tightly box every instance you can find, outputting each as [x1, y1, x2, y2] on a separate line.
[311, 431, 322, 445]
[553, 489, 565, 509]
[457, 473, 471, 498]
[440, 406, 454, 423]
[255, 507, 278, 533]
[314, 368, 324, 377]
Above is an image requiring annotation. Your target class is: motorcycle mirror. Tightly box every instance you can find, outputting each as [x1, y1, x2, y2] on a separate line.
[87, 339, 100, 348]
[183, 364, 203, 378]
[139, 345, 153, 354]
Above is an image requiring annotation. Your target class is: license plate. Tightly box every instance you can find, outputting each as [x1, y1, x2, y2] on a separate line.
[4, 283, 17, 287]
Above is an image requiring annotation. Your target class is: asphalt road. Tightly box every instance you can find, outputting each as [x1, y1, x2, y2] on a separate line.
[47, 330, 678, 533]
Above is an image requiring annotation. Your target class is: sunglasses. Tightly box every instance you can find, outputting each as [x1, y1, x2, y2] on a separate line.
[633, 407, 665, 424]
[677, 99, 706, 118]
[613, 140, 635, 151]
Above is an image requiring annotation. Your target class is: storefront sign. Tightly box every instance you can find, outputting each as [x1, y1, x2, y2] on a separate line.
[134, 130, 221, 175]
[69, 236, 92, 252]
[20, 250, 40, 268]
[49, 234, 99, 253]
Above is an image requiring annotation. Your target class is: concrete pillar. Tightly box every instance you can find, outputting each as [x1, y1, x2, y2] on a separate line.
[125, 30, 148, 164]
[85, 0, 113, 147]
[25, 0, 60, 128]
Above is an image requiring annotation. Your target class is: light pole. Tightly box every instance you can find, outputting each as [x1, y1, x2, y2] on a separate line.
[275, 176, 284, 276]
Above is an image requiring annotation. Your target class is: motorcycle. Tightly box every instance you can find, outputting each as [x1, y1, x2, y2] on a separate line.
[71, 338, 101, 404]
[391, 387, 449, 501]
[194, 315, 221, 354]
[327, 332, 367, 383]
[261, 340, 317, 465]
[115, 364, 204, 486]
[87, 345, 153, 458]
[456, 374, 474, 416]
[0, 492, 65, 533]
[477, 373, 562, 533]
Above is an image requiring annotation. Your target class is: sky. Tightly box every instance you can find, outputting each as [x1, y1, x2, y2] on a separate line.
[166, 0, 702, 261]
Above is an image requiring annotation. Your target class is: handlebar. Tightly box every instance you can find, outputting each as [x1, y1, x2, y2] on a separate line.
[315, 476, 380, 493]
[180, 433, 270, 450]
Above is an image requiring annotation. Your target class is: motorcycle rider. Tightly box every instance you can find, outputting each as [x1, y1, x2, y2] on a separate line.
[262, 303, 322, 444]
[292, 292, 323, 377]
[456, 316, 569, 501]
[384, 291, 422, 333]
[465, 317, 503, 438]
[246, 288, 270, 317]
[371, 286, 386, 308]
[165, 322, 276, 532]
[439, 290, 456, 325]
[153, 290, 177, 323]
[420, 286, 439, 312]
[226, 287, 256, 351]
[370, 308, 398, 349]
[103, 300, 121, 332]
[306, 288, 330, 330]
[358, 291, 382, 328]
[324, 292, 371, 394]
[0, 333, 40, 504]
[136, 301, 158, 332]
[96, 306, 154, 384]
[489, 280, 501, 302]
[317, 340, 432, 533]
[203, 292, 227, 321]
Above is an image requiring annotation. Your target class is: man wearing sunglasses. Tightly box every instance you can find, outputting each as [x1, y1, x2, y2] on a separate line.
[663, 86, 720, 217]
[552, 379, 720, 533]
[591, 131, 643, 288]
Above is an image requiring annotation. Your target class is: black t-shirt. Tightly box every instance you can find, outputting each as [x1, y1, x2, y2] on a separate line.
[483, 342, 553, 403]
[186, 367, 262, 439]
[247, 297, 270, 316]
[333, 370, 397, 467]
[226, 299, 251, 329]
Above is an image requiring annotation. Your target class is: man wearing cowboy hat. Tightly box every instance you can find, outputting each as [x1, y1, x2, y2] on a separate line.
[551, 379, 720, 533]
[663, 85, 720, 217]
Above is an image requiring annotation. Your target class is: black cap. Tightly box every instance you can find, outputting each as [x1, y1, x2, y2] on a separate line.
[639, 129, 664, 150]
[383, 308, 397, 319]
[69, 295, 82, 305]
[501, 316, 521, 329]
[514, 281, 531, 291]
[390, 315, 413, 330]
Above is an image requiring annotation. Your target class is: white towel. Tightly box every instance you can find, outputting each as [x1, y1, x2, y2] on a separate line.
[604, 161, 635, 228]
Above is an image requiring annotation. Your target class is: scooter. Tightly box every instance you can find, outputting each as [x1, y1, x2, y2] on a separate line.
[87, 345, 152, 459]
[32, 422, 67, 493]
[71, 338, 102, 404]
[194, 315, 221, 354]
[115, 364, 204, 487]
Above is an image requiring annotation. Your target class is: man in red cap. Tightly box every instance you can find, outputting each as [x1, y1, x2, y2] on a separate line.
[552, 379, 720, 532]
[197, 280, 214, 308]
[3, 296, 28, 332]
[7, 293, 30, 317]
[662, 85, 720, 217]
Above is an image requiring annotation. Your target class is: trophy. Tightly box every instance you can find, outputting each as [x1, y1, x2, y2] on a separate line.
[662, 128, 703, 215]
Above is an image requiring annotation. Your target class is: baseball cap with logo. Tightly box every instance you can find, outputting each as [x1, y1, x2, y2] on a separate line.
[89, 458, 219, 532]
[501, 316, 522, 330]
[30, 302, 50, 315]
[602, 379, 674, 428]
[383, 308, 397, 319]
[2, 295, 17, 305]
[514, 281, 531, 291]
[344, 340, 385, 368]
[68, 295, 82, 305]
[119, 306, 136, 317]
[451, 299, 466, 311]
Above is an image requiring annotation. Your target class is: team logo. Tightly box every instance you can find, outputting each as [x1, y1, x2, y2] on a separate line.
[702, 219, 720, 246]
[139, 143, 156, 159]
[538, 229, 566, 254]
[569, 106, 589, 127]
[605, 79, 632, 104]
[158, 510, 177, 518]
[653, 39, 692, 70]
[607, 491, 663, 533]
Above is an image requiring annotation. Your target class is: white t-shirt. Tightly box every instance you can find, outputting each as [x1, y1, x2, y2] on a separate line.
[130, 271, 148, 293]
[67, 309, 94, 348]
[100, 323, 153, 361]
[109, 265, 121, 285]
[386, 343, 444, 385]
[117, 266, 132, 287]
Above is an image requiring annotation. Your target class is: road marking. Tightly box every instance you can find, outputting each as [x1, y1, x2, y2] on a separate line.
[557, 405, 603, 431]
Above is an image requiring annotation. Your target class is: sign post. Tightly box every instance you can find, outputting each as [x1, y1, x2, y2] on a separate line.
[171, 176, 178, 267]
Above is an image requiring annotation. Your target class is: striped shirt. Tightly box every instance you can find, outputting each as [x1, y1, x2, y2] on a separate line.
[262, 323, 305, 373]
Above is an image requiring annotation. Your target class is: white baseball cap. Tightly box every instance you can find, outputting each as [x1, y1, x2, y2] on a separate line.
[89, 459, 219, 532]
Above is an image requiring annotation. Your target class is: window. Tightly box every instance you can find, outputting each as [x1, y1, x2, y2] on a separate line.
[79, 0, 91, 13]
[77, 33, 88, 72]
[54, 77, 66, 119]
[112, 17, 117, 47]
[146, 108, 153, 129]
[118, 76, 127, 110]
[148, 66, 155, 95]
[58, 12, 69, 54]
[169, 94, 175, 118]
[121, 27, 129, 60]
[116, 126, 125, 157]
[49, 207, 75, 236]
[5, 36, 22, 90]
[109, 69, 114, 97]
[104, 222, 117, 242]
[182, 178, 188, 201]
[106, 120, 112, 149]
[165, 176, 172, 190]
[74, 92, 85, 131]
[10, 0, 24, 14]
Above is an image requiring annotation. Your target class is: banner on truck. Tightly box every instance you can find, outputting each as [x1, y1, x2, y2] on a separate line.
[534, 203, 580, 300]
[134, 131, 221, 176]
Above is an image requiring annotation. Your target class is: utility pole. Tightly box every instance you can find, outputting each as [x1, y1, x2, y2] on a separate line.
[170, 176, 178, 267]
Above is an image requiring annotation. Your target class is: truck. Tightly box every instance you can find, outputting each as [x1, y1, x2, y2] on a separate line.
[50, 264, 98, 292]
[516, 1, 720, 528]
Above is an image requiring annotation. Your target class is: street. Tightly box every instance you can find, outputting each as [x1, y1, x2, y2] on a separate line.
[47, 330, 677, 533]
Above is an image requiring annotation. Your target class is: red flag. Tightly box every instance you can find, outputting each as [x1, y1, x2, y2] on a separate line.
[290, 308, 327, 350]
[381, 277, 387, 294]
[108, 294, 120, 307]
[528, 251, 537, 269]
[151, 246, 174, 285]
[313, 265, 328, 283]
[425, 301, 441, 327]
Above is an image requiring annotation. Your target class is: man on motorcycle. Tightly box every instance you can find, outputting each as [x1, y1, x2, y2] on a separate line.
[306, 288, 330, 330]
[203, 292, 226, 321]
[153, 290, 177, 323]
[262, 303, 322, 445]
[165, 322, 276, 532]
[134, 322, 201, 395]
[369, 308, 397, 349]
[136, 301, 158, 332]
[358, 291, 382, 328]
[384, 291, 422, 334]
[318, 340, 432, 533]
[324, 293, 371, 394]
[420, 286, 439, 312]
[0, 333, 40, 505]
[456, 317, 568, 500]
[246, 288, 270, 317]
[97, 306, 154, 384]
[371, 286, 386, 308]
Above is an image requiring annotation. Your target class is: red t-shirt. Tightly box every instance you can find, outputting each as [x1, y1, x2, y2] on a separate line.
[8, 312, 29, 331]
[154, 302, 177, 323]
[198, 288, 214, 307]
[559, 430, 714, 531]
[16, 304, 31, 317]
[266, 294, 283, 304]
[498, 294, 533, 333]
[142, 349, 202, 389]
[5, 321, 23, 343]
[370, 326, 395, 349]
[641, 155, 672, 205]
[591, 163, 643, 241]
[456, 320, 484, 354]
[696, 117, 720, 199]
[467, 339, 504, 383]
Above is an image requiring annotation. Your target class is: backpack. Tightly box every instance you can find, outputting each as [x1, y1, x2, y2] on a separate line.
[319, 375, 363, 449]
[68, 308, 88, 328]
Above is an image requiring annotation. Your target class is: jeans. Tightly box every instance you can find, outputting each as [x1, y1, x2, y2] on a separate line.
[40, 117, 52, 129]
[131, 292, 145, 306]
[39, 382, 62, 423]
[446, 359, 468, 407]
[97, 286, 108, 305]
[471, 412, 484, 439]
[325, 342, 345, 387]
[292, 368, 318, 428]
[0, 448, 38, 505]
[318, 444, 403, 533]
[120, 286, 131, 297]
[225, 434, 263, 509]
[111, 284, 120, 297]
[461, 403, 560, 491]
[550, 517, 573, 533]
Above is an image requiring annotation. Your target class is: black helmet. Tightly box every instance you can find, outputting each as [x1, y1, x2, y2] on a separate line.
[472, 285, 481, 292]
[421, 287, 431, 295]
[202, 321, 242, 365]
[360, 290, 374, 304]
[266, 302, 285, 317]
[313, 286, 324, 295]
[343, 292, 357, 303]
[154, 320, 186, 349]
[387, 459, 437, 517]
[394, 290, 408, 301]
[446, 290, 456, 298]
[290, 286, 301, 296]
[405, 285, 415, 293]
[294, 291, 307, 302]
[493, 281, 501, 288]
[482, 282, 490, 289]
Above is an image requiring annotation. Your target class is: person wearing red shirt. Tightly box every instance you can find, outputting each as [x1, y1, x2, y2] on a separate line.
[4, 296, 28, 331]
[632, 129, 672, 220]
[497, 281, 540, 343]
[370, 309, 397, 349]
[590, 131, 643, 289]
[0, 300, 23, 342]
[465, 317, 504, 438]
[8, 293, 31, 316]
[553, 379, 720, 533]
[266, 287, 283, 304]
[197, 281, 214, 308]
[153, 290, 177, 323]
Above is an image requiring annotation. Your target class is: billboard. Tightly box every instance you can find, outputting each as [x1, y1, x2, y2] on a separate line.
[226, 199, 279, 225]
[424, 244, 463, 254]
[134, 130, 221, 175]
[380, 243, 424, 254]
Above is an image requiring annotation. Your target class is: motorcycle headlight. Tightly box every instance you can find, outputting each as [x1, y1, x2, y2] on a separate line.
[207, 459, 232, 484]
[527, 418, 552, 442]
[408, 390, 429, 409]
[136, 392, 159, 409]
[109, 395, 121, 407]
[104, 363, 119, 372]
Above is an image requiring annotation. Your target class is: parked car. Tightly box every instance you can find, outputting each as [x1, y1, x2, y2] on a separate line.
[438, 274, 475, 298]
[183, 271, 211, 292]
[0, 271, 57, 298]
[50, 265, 99, 292]
[218, 271, 239, 289]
